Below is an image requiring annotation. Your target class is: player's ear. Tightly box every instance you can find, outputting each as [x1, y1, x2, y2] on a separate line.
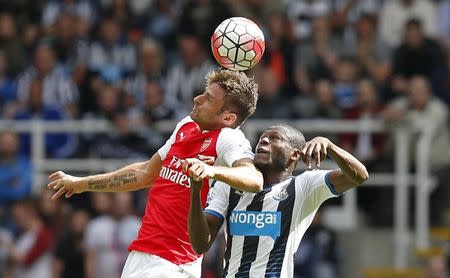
[223, 112, 237, 127]
[290, 148, 301, 162]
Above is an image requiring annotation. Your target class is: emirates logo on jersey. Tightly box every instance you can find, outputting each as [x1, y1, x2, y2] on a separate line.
[200, 138, 212, 152]
[159, 156, 190, 188]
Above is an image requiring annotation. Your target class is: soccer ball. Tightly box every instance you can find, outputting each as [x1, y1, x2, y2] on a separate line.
[211, 17, 265, 71]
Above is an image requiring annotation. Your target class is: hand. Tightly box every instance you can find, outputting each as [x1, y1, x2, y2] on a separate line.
[182, 158, 215, 182]
[197, 155, 215, 165]
[47, 171, 84, 200]
[300, 137, 332, 169]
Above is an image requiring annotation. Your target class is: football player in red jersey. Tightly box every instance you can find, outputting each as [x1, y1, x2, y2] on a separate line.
[47, 69, 263, 277]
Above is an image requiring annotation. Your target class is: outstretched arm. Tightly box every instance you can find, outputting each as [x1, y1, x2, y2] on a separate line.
[183, 157, 263, 193]
[188, 178, 223, 254]
[48, 153, 164, 200]
[301, 137, 369, 193]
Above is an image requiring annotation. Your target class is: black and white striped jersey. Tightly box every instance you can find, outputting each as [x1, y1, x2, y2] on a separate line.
[204, 170, 341, 278]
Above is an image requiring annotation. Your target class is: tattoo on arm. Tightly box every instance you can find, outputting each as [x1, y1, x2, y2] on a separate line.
[87, 173, 138, 191]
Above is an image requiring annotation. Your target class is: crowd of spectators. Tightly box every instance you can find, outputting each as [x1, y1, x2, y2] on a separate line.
[1, 0, 450, 277]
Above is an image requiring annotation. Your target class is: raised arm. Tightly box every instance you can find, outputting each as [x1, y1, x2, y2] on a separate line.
[183, 157, 263, 193]
[48, 153, 164, 200]
[301, 137, 369, 193]
[187, 178, 223, 254]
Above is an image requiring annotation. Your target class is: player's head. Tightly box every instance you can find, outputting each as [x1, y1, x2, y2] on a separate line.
[190, 69, 258, 130]
[254, 125, 305, 174]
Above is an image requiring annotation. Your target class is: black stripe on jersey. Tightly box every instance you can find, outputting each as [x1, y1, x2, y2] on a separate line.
[264, 178, 296, 278]
[222, 189, 244, 277]
[234, 187, 273, 278]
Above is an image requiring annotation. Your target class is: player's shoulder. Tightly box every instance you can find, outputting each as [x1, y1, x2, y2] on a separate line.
[294, 169, 331, 183]
[220, 126, 246, 136]
[218, 127, 249, 143]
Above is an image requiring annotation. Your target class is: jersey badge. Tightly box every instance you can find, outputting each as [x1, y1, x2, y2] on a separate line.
[200, 138, 212, 152]
[273, 188, 288, 201]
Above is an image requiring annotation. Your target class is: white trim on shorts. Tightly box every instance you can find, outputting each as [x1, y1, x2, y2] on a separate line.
[121, 251, 202, 278]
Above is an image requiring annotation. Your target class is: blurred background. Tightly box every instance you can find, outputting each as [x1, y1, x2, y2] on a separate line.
[0, 0, 449, 277]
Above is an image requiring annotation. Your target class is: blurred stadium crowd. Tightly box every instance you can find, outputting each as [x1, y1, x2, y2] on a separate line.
[0, 0, 450, 277]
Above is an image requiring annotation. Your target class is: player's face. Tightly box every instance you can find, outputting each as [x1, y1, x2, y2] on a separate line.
[254, 128, 291, 171]
[191, 83, 234, 130]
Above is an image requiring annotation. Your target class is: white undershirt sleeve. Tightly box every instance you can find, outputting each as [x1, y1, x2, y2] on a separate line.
[215, 128, 254, 167]
[204, 181, 230, 220]
[295, 170, 342, 223]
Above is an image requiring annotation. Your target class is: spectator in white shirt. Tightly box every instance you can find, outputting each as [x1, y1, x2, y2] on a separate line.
[379, 0, 438, 48]
[84, 192, 140, 278]
[17, 43, 79, 117]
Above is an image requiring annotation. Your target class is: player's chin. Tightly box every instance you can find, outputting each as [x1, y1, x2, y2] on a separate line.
[254, 155, 270, 167]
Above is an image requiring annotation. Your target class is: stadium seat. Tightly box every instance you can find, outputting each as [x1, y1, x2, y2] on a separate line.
[430, 227, 450, 241]
[415, 247, 446, 259]
[363, 267, 424, 278]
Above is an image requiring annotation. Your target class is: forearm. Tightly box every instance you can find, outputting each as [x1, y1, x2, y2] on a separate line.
[188, 185, 212, 254]
[212, 165, 263, 193]
[328, 142, 369, 184]
[82, 162, 152, 192]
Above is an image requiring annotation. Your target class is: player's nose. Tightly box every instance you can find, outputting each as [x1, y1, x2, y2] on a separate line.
[259, 136, 269, 145]
[193, 94, 203, 105]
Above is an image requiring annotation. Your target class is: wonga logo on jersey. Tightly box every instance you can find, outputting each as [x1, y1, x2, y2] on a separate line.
[229, 211, 281, 239]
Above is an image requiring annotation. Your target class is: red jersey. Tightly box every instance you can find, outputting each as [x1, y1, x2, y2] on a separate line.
[128, 116, 253, 265]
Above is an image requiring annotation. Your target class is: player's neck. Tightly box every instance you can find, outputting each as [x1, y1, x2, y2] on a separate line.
[263, 170, 293, 186]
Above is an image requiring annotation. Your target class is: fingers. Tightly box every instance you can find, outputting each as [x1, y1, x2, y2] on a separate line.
[48, 171, 64, 180]
[48, 171, 64, 190]
[52, 186, 67, 200]
[182, 160, 190, 172]
[65, 189, 74, 198]
[188, 163, 206, 181]
[48, 180, 62, 190]
[197, 155, 215, 165]
[182, 158, 197, 172]
[302, 141, 328, 169]
[313, 143, 321, 167]
[320, 143, 327, 161]
[301, 145, 311, 169]
[183, 158, 212, 181]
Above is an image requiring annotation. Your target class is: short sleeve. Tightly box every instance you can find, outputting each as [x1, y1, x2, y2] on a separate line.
[297, 170, 341, 197]
[294, 170, 341, 224]
[157, 116, 192, 160]
[215, 128, 254, 167]
[204, 181, 230, 221]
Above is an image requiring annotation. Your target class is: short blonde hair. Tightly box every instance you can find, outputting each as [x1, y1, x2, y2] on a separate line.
[206, 69, 258, 126]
